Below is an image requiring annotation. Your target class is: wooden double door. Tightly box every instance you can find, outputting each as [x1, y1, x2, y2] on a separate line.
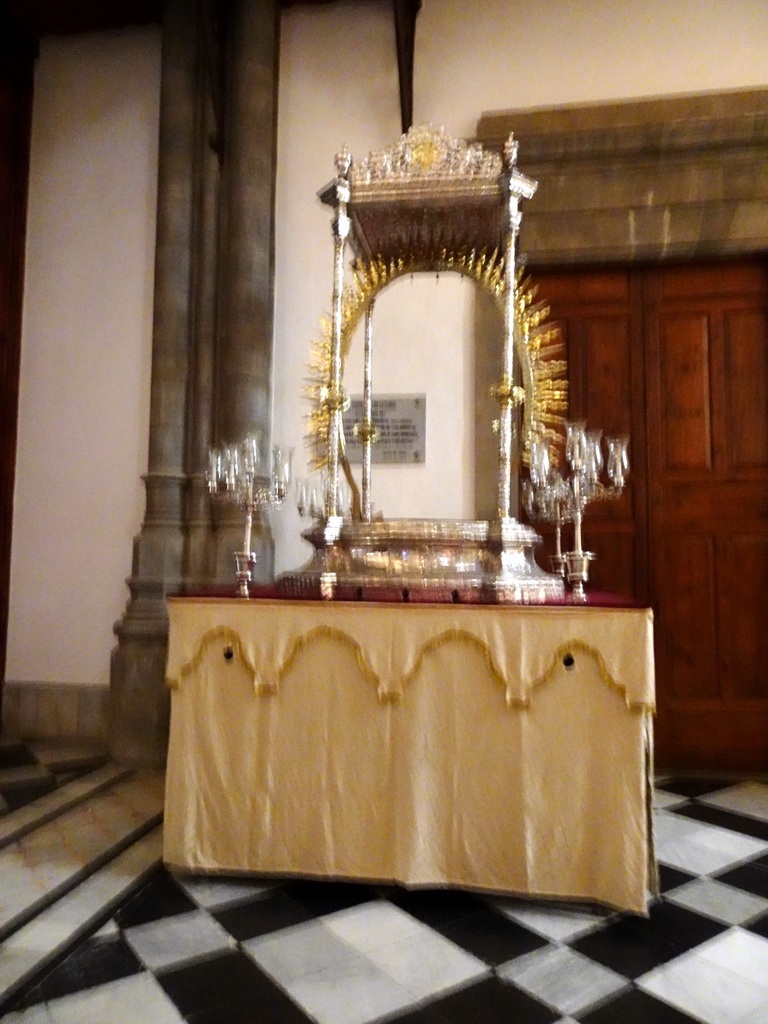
[532, 261, 768, 771]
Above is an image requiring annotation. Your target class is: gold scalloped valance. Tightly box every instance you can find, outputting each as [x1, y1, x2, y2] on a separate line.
[166, 598, 655, 711]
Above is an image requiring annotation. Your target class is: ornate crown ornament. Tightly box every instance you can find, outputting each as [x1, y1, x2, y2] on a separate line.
[349, 123, 503, 188]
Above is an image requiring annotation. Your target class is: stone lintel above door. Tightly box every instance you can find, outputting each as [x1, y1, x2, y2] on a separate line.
[476, 88, 768, 265]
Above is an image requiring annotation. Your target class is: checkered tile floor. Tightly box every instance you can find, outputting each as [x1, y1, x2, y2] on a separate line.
[2, 768, 768, 1022]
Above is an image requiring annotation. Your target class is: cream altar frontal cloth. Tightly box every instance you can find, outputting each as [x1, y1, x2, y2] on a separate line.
[163, 598, 656, 915]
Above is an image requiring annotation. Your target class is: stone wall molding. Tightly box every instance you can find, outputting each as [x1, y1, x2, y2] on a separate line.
[477, 88, 768, 264]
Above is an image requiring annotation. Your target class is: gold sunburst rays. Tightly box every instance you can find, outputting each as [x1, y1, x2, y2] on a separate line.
[304, 253, 568, 486]
[305, 248, 505, 472]
[514, 273, 569, 468]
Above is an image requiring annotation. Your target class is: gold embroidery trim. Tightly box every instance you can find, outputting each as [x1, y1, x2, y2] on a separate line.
[168, 625, 384, 700]
[277, 626, 385, 700]
[168, 628, 654, 711]
[166, 626, 266, 692]
[398, 628, 514, 705]
[528, 640, 655, 712]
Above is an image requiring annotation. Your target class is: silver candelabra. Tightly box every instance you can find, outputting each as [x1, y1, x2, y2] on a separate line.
[522, 422, 629, 601]
[295, 472, 353, 523]
[207, 436, 294, 597]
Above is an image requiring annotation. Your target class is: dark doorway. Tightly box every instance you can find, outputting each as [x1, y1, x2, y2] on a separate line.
[0, 16, 34, 714]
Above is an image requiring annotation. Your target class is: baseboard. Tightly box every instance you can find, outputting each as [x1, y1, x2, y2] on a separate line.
[1, 681, 108, 741]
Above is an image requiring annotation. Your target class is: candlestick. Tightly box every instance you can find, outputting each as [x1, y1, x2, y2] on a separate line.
[523, 423, 629, 600]
[207, 436, 294, 597]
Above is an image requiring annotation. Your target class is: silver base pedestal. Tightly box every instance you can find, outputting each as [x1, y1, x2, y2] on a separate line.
[485, 517, 567, 603]
[278, 518, 564, 602]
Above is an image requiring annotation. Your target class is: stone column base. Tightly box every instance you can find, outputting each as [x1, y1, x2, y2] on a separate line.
[109, 631, 170, 768]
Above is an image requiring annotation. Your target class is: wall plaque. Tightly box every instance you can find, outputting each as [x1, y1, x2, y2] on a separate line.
[343, 394, 426, 464]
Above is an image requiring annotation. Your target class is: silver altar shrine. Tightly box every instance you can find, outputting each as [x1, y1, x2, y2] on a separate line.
[278, 125, 569, 601]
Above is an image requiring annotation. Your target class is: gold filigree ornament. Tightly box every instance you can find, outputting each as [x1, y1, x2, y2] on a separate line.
[349, 124, 502, 186]
[305, 257, 568, 488]
[410, 137, 439, 172]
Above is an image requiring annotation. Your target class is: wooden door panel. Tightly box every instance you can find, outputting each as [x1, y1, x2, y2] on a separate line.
[658, 480, 768, 523]
[658, 707, 768, 773]
[718, 534, 768, 699]
[540, 259, 768, 770]
[657, 312, 712, 471]
[647, 261, 768, 769]
[658, 261, 768, 298]
[533, 267, 646, 603]
[723, 309, 768, 469]
[573, 316, 633, 435]
[534, 268, 631, 303]
[655, 533, 719, 701]
[582, 529, 634, 597]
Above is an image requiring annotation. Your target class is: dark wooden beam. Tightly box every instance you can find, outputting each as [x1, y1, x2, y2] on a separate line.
[0, 0, 160, 36]
[0, 30, 34, 689]
[393, 0, 420, 134]
[0, 0, 420, 138]
[199, 0, 228, 160]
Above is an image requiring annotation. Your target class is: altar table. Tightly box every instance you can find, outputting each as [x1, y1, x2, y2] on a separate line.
[163, 597, 656, 914]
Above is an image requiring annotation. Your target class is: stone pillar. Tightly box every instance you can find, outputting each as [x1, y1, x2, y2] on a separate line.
[212, 0, 279, 582]
[110, 0, 281, 765]
[184, 43, 222, 589]
[110, 0, 197, 766]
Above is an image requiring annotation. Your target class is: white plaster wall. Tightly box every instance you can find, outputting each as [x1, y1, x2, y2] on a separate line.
[341, 273, 477, 522]
[6, 28, 161, 687]
[415, 0, 768, 138]
[271, 0, 768, 574]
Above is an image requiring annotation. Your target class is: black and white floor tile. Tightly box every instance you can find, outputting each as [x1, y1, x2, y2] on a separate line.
[1, 744, 768, 1023]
